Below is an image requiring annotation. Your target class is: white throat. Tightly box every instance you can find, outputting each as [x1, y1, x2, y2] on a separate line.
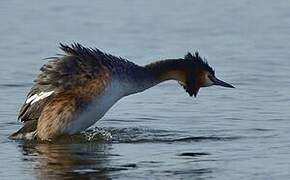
[204, 75, 214, 87]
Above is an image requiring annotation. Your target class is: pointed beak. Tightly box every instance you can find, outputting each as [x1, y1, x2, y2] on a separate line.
[212, 76, 235, 88]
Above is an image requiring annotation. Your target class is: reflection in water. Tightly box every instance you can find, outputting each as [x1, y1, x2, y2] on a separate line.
[1, 0, 290, 178]
[14, 128, 218, 179]
[19, 142, 114, 179]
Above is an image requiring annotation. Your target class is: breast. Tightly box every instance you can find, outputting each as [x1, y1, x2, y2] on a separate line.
[63, 79, 126, 134]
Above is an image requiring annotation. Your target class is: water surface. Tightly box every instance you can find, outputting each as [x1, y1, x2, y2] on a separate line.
[1, 0, 290, 179]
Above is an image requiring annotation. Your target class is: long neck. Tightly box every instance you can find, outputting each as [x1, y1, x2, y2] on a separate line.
[115, 59, 187, 96]
[144, 59, 187, 83]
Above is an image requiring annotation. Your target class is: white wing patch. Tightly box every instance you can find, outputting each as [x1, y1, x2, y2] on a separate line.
[25, 91, 54, 105]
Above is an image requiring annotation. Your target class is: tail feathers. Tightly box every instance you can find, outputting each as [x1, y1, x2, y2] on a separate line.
[10, 120, 37, 140]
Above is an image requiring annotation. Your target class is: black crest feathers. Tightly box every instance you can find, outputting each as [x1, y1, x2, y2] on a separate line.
[184, 51, 215, 75]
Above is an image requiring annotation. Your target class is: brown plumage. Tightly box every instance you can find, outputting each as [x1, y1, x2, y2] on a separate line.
[13, 44, 115, 141]
[37, 70, 111, 140]
[11, 43, 234, 141]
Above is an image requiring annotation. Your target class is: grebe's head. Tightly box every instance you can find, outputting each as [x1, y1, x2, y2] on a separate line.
[180, 52, 234, 97]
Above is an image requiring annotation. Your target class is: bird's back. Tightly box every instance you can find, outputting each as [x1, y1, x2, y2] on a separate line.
[13, 43, 146, 140]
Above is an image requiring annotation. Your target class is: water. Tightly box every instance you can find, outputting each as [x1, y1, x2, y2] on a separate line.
[1, 0, 290, 179]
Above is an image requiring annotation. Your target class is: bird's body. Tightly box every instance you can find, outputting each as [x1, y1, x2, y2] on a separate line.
[11, 43, 234, 141]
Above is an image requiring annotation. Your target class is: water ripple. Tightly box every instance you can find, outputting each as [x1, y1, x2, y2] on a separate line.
[83, 127, 243, 144]
[0, 83, 32, 88]
[178, 152, 211, 157]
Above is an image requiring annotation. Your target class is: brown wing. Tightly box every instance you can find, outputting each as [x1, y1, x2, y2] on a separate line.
[13, 66, 111, 140]
[18, 54, 104, 122]
[36, 71, 111, 140]
[18, 43, 130, 123]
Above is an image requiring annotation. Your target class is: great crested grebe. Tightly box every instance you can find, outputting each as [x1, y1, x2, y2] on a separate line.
[11, 43, 234, 141]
